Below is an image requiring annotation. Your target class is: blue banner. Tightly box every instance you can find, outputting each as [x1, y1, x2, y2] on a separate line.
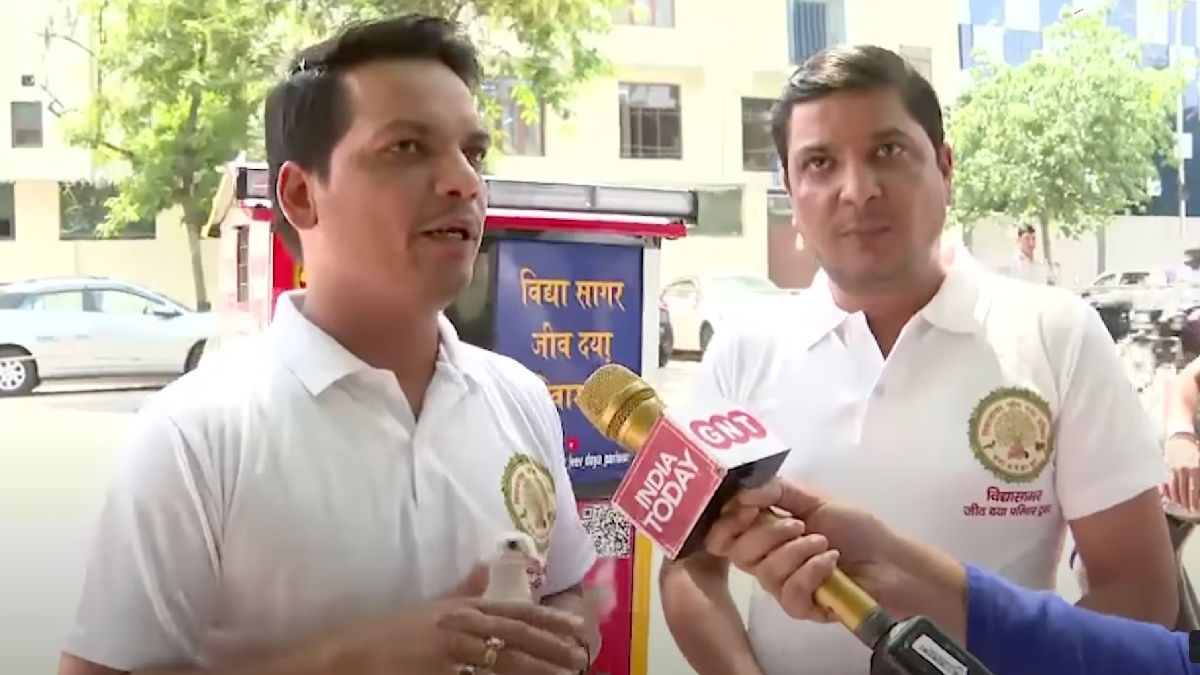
[493, 238, 644, 489]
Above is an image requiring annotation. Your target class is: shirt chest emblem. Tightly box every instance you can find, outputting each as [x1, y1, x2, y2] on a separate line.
[502, 454, 557, 555]
[968, 386, 1055, 484]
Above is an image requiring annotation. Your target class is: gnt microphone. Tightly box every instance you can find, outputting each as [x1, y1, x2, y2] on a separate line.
[577, 364, 995, 675]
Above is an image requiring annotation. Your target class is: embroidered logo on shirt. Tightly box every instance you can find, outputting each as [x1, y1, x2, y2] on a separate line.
[968, 387, 1054, 484]
[501, 454, 557, 555]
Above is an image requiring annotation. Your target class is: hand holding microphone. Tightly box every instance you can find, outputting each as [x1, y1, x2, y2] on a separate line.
[706, 480, 938, 629]
[578, 364, 994, 675]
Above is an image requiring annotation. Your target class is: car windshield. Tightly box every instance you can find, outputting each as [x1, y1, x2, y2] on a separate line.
[0, 290, 24, 309]
[706, 276, 781, 296]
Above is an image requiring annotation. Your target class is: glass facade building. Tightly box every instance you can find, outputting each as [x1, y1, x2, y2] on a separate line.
[958, 0, 1200, 215]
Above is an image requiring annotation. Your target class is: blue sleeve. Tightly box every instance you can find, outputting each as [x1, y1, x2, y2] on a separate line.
[964, 565, 1195, 675]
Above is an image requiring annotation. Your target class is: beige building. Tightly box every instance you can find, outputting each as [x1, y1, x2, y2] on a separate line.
[0, 0, 962, 306]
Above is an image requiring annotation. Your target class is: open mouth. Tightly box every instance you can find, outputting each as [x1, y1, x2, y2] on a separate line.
[421, 226, 474, 241]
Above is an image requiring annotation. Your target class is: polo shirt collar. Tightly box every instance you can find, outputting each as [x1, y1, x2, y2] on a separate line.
[797, 262, 989, 351]
[267, 291, 476, 397]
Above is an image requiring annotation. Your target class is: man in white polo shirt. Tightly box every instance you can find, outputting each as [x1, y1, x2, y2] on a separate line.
[59, 15, 597, 675]
[659, 45, 1176, 675]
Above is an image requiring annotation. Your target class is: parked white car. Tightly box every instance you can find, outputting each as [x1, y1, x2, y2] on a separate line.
[0, 276, 214, 396]
[661, 274, 790, 353]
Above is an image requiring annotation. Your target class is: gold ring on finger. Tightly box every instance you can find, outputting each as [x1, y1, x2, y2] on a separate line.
[483, 636, 505, 669]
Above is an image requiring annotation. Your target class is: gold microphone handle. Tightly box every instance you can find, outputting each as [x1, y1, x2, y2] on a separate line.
[738, 506, 881, 632]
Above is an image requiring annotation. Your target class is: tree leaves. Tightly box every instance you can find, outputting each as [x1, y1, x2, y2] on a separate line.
[46, 0, 617, 307]
[947, 3, 1187, 257]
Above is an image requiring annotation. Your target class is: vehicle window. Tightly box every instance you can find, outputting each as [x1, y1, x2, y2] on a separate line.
[707, 275, 781, 295]
[1092, 273, 1116, 286]
[1118, 272, 1149, 286]
[0, 292, 27, 309]
[24, 290, 85, 311]
[664, 282, 697, 298]
[94, 289, 155, 315]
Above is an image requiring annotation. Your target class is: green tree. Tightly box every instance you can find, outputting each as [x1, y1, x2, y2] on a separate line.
[43, 0, 303, 310]
[297, 0, 619, 147]
[46, 0, 618, 309]
[947, 3, 1187, 267]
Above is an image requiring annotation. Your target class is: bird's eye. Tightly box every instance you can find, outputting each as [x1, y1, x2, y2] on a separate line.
[505, 539, 521, 551]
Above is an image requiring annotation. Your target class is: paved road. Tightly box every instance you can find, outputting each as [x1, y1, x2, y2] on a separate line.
[1, 362, 1196, 674]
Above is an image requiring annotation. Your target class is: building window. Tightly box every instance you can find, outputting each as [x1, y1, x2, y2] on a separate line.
[618, 82, 682, 160]
[482, 79, 545, 157]
[235, 226, 250, 303]
[787, 0, 845, 65]
[693, 187, 744, 236]
[898, 45, 933, 82]
[0, 182, 13, 240]
[11, 101, 44, 148]
[59, 181, 156, 240]
[613, 0, 674, 27]
[741, 98, 776, 172]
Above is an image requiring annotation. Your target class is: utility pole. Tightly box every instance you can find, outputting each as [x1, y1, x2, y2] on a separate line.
[1174, 2, 1189, 238]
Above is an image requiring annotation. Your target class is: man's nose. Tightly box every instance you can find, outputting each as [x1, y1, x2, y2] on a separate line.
[434, 152, 483, 200]
[837, 162, 882, 207]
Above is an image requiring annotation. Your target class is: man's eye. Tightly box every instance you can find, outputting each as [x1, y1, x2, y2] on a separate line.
[390, 140, 421, 154]
[804, 157, 830, 171]
[877, 143, 904, 157]
[465, 147, 488, 167]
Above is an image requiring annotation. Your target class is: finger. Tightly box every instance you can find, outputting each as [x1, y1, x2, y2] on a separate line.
[777, 549, 840, 622]
[705, 506, 762, 556]
[1172, 470, 1189, 509]
[738, 478, 825, 519]
[475, 601, 585, 637]
[1165, 478, 1181, 507]
[753, 533, 831, 597]
[447, 631, 568, 675]
[723, 517, 807, 572]
[1189, 470, 1200, 513]
[442, 608, 587, 673]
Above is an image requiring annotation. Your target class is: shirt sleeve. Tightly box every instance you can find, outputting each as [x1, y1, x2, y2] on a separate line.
[693, 327, 742, 403]
[528, 380, 598, 598]
[63, 407, 221, 670]
[1052, 300, 1167, 520]
[965, 564, 1194, 675]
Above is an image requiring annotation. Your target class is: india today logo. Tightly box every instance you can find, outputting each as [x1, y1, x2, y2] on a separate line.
[688, 410, 768, 451]
[611, 418, 724, 559]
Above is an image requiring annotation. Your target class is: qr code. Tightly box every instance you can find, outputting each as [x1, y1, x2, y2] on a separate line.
[579, 503, 631, 559]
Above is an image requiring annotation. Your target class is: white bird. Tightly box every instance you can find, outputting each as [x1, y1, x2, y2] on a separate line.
[483, 531, 544, 603]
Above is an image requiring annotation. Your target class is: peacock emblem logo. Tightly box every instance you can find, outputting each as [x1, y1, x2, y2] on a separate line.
[501, 454, 557, 555]
[968, 387, 1055, 484]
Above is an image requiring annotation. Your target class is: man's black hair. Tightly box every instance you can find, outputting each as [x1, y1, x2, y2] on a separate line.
[264, 15, 481, 262]
[1016, 224, 1035, 236]
[770, 45, 945, 181]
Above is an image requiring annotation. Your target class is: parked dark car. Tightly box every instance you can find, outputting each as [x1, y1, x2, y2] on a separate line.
[1123, 286, 1200, 370]
[1081, 270, 1156, 342]
[659, 299, 673, 367]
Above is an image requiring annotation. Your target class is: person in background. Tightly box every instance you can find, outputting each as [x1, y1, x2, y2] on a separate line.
[707, 479, 1198, 675]
[1003, 224, 1050, 283]
[658, 44, 1176, 675]
[58, 16, 597, 675]
[1164, 358, 1200, 513]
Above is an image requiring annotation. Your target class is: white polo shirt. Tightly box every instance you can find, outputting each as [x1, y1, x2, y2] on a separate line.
[697, 265, 1165, 675]
[64, 292, 597, 670]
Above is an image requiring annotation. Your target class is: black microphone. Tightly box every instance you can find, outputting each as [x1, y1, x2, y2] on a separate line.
[577, 364, 994, 675]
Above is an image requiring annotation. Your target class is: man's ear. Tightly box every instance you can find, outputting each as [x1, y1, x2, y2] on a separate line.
[276, 161, 318, 233]
[939, 144, 955, 183]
